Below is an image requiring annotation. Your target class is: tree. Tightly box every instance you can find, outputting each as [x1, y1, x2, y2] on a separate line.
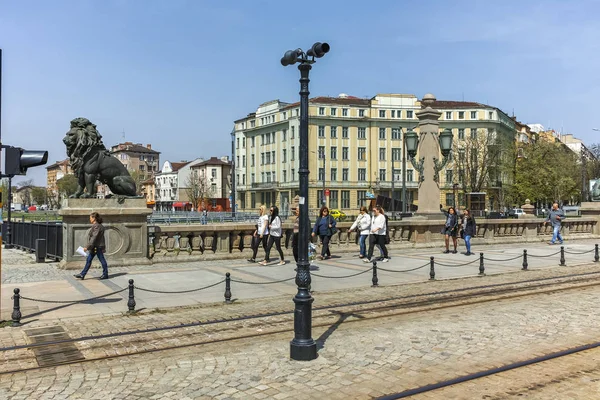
[185, 170, 211, 211]
[17, 179, 34, 206]
[128, 170, 145, 196]
[31, 187, 47, 205]
[511, 140, 580, 206]
[56, 174, 79, 199]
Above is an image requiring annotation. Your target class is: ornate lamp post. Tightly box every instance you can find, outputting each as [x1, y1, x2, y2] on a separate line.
[281, 41, 329, 361]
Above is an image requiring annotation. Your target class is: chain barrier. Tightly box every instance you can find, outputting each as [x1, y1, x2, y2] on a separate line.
[135, 279, 225, 294]
[230, 277, 296, 285]
[564, 249, 596, 255]
[19, 288, 127, 304]
[527, 250, 563, 258]
[377, 261, 431, 273]
[312, 268, 373, 279]
[434, 258, 481, 267]
[483, 254, 524, 262]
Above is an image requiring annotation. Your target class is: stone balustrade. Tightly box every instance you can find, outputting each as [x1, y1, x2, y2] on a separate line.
[148, 217, 599, 261]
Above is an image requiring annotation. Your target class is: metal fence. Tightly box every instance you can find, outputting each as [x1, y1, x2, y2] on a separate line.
[2, 221, 63, 260]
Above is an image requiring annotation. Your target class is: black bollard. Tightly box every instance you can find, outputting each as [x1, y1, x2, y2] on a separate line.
[224, 272, 232, 304]
[371, 261, 379, 287]
[11, 288, 21, 327]
[560, 246, 566, 266]
[429, 256, 435, 280]
[595, 244, 599, 263]
[522, 250, 528, 270]
[479, 253, 485, 276]
[127, 279, 136, 313]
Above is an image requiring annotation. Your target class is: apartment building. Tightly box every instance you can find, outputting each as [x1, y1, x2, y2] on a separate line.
[189, 157, 232, 210]
[46, 159, 72, 194]
[232, 94, 518, 214]
[110, 142, 161, 181]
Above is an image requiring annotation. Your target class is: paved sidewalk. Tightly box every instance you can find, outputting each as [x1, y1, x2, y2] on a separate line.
[1, 239, 598, 321]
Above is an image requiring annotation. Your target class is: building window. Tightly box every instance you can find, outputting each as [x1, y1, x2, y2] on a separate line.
[342, 147, 349, 160]
[318, 146, 325, 159]
[378, 169, 385, 182]
[379, 127, 386, 140]
[341, 190, 350, 208]
[318, 168, 325, 181]
[458, 111, 465, 119]
[291, 126, 295, 138]
[397, 110, 402, 118]
[283, 170, 286, 182]
[358, 168, 366, 181]
[282, 149, 287, 163]
[317, 190, 324, 206]
[283, 111, 287, 119]
[251, 154, 255, 166]
[282, 129, 287, 141]
[358, 147, 366, 160]
[271, 151, 275, 164]
[379, 148, 386, 161]
[236, 138, 239, 149]
[251, 192, 256, 208]
[392, 128, 400, 140]
[329, 190, 339, 209]
[359, 109, 365, 117]
[379, 110, 386, 118]
[392, 148, 400, 161]
[251, 173, 255, 183]
[291, 168, 295, 180]
[251, 137, 255, 148]
[291, 146, 295, 161]
[358, 127, 366, 139]
[407, 169, 414, 182]
[342, 168, 349, 181]
[342, 126, 348, 138]
[243, 174, 246, 185]
[471, 128, 477, 139]
[407, 110, 413, 118]
[242, 155, 246, 167]
[488, 111, 493, 119]
[446, 169, 453, 184]
[330, 108, 337, 116]
[319, 107, 325, 115]
[331, 168, 337, 181]
[357, 190, 366, 207]
[250, 120, 255, 128]
[391, 110, 395, 118]
[261, 153, 265, 165]
[446, 111, 452, 119]
[458, 129, 465, 140]
[331, 146, 337, 160]
[445, 193, 455, 207]
[471, 111, 477, 119]
[342, 108, 348, 117]
[330, 126, 337, 138]
[236, 156, 239, 166]
[318, 126, 325, 137]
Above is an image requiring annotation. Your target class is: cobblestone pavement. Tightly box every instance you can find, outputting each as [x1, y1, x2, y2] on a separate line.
[0, 263, 600, 398]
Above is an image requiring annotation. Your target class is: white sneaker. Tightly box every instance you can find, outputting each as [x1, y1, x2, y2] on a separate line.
[362, 258, 371, 263]
[381, 258, 390, 263]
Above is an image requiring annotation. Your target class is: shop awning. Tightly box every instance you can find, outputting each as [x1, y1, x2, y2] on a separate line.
[173, 202, 189, 207]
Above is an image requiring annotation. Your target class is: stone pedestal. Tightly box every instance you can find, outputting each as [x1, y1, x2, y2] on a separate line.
[58, 198, 153, 269]
[520, 199, 535, 219]
[580, 202, 600, 235]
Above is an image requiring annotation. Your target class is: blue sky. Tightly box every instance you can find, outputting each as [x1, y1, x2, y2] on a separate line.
[1, 0, 599, 186]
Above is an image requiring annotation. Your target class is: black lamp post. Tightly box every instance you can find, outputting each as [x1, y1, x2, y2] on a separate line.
[281, 41, 330, 361]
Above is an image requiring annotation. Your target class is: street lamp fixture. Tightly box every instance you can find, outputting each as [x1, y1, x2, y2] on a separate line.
[433, 128, 454, 184]
[281, 41, 330, 362]
[404, 129, 424, 183]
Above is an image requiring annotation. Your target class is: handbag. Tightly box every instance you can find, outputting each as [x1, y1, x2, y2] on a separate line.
[460, 229, 465, 239]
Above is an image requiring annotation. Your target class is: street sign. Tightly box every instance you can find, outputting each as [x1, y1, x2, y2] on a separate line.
[325, 189, 330, 197]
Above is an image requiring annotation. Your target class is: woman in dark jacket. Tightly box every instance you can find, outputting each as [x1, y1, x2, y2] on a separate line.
[461, 209, 477, 256]
[441, 206, 459, 254]
[74, 212, 109, 280]
[311, 206, 336, 260]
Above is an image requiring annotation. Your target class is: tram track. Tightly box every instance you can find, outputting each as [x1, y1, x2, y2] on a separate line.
[2, 269, 600, 376]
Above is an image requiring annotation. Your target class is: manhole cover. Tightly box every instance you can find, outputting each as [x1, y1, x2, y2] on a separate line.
[25, 326, 85, 367]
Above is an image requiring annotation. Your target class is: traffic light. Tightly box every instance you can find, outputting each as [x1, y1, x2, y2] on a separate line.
[3, 145, 48, 177]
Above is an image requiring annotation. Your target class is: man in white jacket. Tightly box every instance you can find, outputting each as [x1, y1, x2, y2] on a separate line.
[363, 206, 389, 263]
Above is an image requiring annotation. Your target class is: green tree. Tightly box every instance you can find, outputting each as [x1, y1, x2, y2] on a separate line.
[511, 140, 580, 205]
[56, 174, 79, 199]
[128, 170, 144, 196]
[31, 187, 47, 205]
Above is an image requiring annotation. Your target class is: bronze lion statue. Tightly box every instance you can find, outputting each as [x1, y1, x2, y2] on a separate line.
[63, 117, 137, 198]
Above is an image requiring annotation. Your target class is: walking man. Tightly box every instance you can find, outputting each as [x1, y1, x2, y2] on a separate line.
[544, 202, 565, 245]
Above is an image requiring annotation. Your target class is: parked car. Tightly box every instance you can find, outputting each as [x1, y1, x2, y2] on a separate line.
[329, 209, 347, 221]
[28, 205, 37, 212]
[486, 211, 506, 219]
[508, 208, 525, 218]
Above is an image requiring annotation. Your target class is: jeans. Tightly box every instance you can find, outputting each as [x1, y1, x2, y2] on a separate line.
[464, 235, 472, 254]
[359, 234, 368, 257]
[552, 226, 564, 244]
[80, 248, 108, 277]
[367, 235, 388, 260]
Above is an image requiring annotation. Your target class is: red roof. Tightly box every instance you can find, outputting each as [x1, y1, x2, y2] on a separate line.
[429, 100, 494, 109]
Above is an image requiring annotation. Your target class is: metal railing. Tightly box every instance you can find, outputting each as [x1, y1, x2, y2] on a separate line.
[2, 220, 63, 260]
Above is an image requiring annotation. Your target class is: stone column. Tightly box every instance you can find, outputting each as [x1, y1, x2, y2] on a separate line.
[59, 198, 153, 269]
[414, 94, 443, 219]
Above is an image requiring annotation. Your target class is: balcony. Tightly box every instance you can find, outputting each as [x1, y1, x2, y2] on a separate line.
[251, 181, 279, 189]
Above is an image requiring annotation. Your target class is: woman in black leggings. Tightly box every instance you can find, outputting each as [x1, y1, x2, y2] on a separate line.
[259, 206, 285, 265]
